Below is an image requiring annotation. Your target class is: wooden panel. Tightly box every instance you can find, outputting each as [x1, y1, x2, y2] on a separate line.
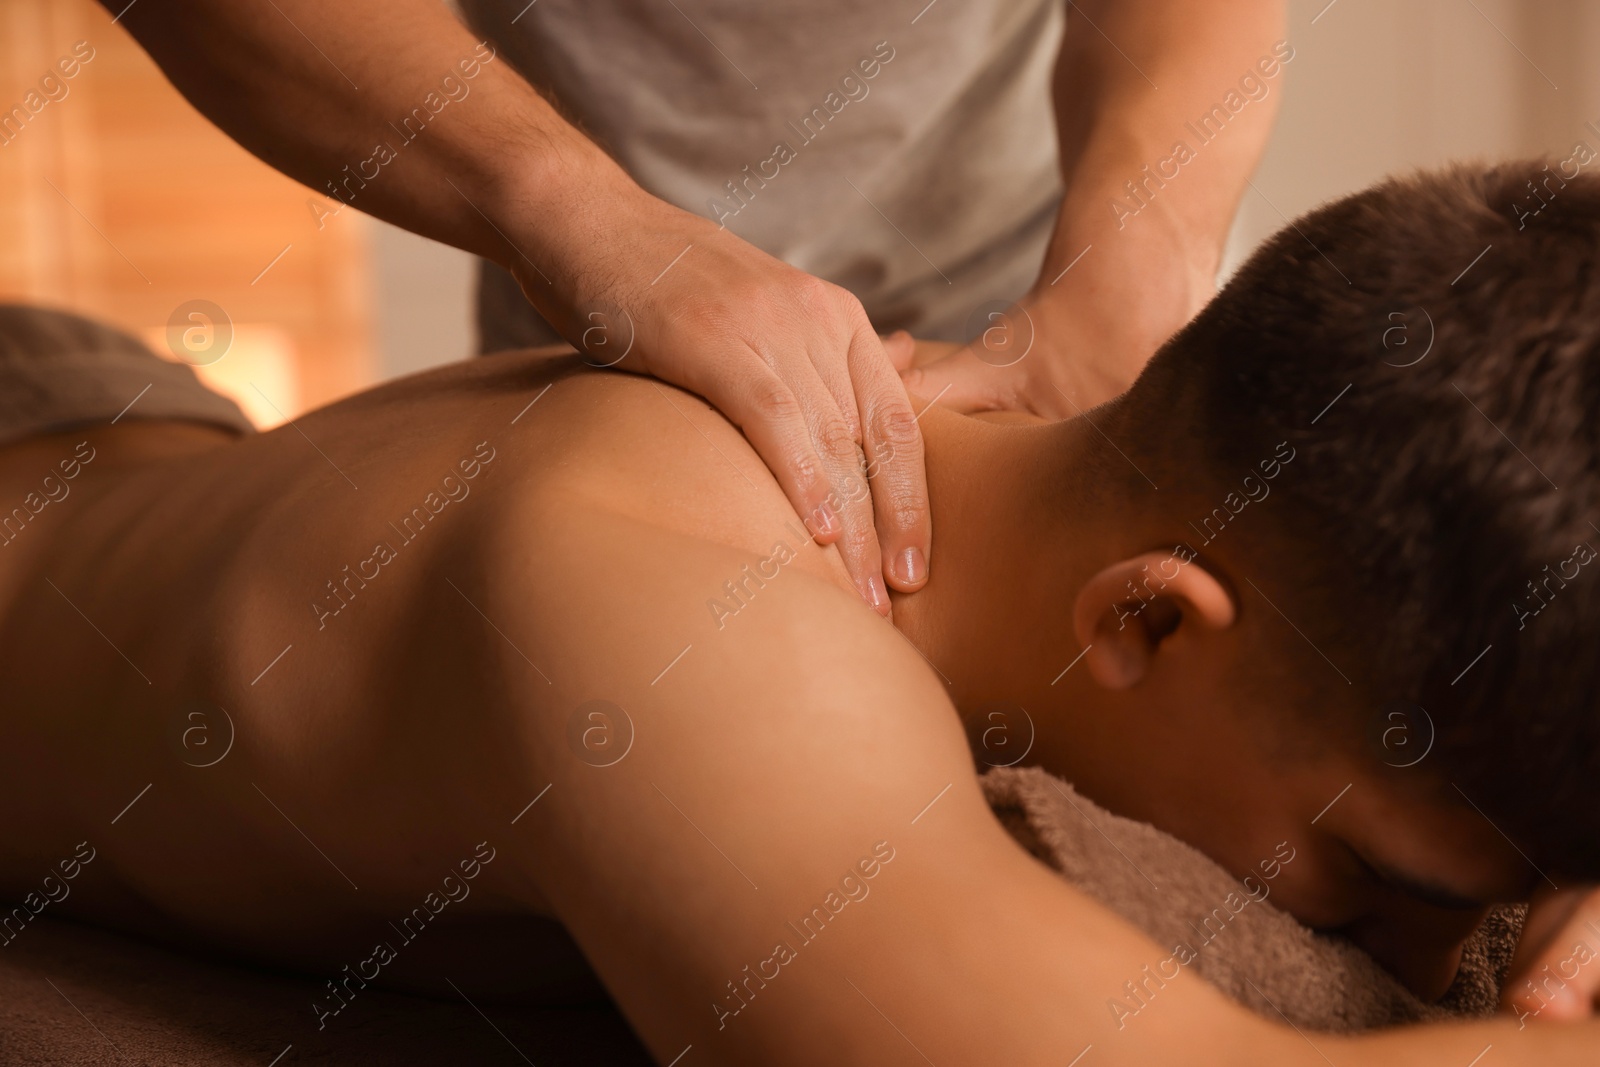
[0, 0, 374, 422]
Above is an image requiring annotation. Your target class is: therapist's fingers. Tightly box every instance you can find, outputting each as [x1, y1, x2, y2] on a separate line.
[791, 307, 905, 614]
[791, 328, 895, 615]
[1501, 885, 1600, 1022]
[707, 342, 890, 615]
[879, 329, 916, 371]
[900, 343, 1028, 415]
[706, 355, 840, 534]
[778, 293, 927, 609]
[848, 326, 929, 594]
[520, 190, 923, 612]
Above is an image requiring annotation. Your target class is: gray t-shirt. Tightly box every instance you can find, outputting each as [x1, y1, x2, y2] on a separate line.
[461, 0, 1064, 351]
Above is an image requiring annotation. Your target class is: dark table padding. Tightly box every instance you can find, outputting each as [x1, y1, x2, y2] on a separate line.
[0, 917, 655, 1065]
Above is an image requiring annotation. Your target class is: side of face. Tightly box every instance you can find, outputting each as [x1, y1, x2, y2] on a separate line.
[1024, 546, 1538, 1001]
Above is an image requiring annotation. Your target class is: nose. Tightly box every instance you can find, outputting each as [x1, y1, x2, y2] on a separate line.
[1340, 908, 1487, 1002]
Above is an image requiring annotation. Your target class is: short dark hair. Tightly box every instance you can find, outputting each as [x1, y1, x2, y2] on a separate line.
[1121, 160, 1600, 878]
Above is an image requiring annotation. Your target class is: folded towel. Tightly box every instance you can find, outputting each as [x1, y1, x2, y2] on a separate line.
[982, 765, 1526, 1032]
[0, 303, 255, 448]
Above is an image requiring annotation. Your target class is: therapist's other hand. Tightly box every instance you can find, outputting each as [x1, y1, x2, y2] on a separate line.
[897, 288, 1187, 419]
[900, 203, 1216, 419]
[1500, 885, 1600, 1024]
[509, 184, 930, 614]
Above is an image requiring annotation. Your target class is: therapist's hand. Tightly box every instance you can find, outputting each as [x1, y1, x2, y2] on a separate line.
[509, 181, 930, 614]
[899, 0, 1285, 419]
[1500, 885, 1600, 1024]
[102, 0, 928, 614]
[898, 247, 1212, 419]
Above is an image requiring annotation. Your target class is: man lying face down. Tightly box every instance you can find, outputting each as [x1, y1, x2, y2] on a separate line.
[913, 157, 1600, 1004]
[1, 161, 1598, 1066]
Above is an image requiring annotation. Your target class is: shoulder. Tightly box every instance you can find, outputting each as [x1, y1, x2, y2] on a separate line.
[472, 505, 1276, 1061]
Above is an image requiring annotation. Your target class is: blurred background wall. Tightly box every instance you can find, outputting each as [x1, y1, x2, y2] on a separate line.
[1227, 0, 1600, 274]
[0, 0, 377, 427]
[2, 0, 1597, 426]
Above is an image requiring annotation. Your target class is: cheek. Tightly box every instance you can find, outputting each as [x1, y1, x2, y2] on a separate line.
[1252, 846, 1371, 930]
[1123, 784, 1363, 932]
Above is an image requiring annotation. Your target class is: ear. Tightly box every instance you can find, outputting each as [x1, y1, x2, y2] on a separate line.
[1071, 549, 1237, 690]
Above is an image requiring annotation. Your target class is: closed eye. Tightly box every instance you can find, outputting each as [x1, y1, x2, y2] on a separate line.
[1348, 845, 1493, 912]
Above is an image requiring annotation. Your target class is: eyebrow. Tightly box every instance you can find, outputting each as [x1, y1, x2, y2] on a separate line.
[1351, 849, 1498, 911]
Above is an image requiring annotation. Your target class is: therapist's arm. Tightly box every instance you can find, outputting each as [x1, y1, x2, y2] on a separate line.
[104, 0, 932, 612]
[906, 0, 1286, 414]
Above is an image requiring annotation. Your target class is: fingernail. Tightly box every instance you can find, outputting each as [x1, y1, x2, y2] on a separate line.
[896, 547, 927, 587]
[865, 575, 889, 613]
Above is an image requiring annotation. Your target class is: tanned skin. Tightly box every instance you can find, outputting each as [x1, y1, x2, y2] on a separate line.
[0, 350, 1595, 1064]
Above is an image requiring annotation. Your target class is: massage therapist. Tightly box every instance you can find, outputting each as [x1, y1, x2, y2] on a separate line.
[104, 0, 1284, 610]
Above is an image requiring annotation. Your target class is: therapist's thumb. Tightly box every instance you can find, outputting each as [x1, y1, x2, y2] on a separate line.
[900, 346, 1015, 414]
[879, 330, 916, 371]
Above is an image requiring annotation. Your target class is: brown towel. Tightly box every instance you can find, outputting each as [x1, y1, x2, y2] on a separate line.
[982, 765, 1525, 1032]
[0, 303, 254, 447]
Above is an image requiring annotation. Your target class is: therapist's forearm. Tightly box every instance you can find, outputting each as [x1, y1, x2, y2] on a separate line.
[104, 0, 943, 613]
[105, 0, 629, 272]
[1042, 0, 1286, 357]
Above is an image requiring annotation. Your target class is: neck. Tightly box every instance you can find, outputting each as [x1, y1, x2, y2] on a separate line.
[890, 408, 1100, 715]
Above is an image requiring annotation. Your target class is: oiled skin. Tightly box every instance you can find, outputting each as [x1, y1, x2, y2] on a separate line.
[0, 352, 1591, 1066]
[0, 353, 846, 995]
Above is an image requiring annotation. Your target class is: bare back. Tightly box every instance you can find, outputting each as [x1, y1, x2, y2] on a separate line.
[0, 352, 882, 979]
